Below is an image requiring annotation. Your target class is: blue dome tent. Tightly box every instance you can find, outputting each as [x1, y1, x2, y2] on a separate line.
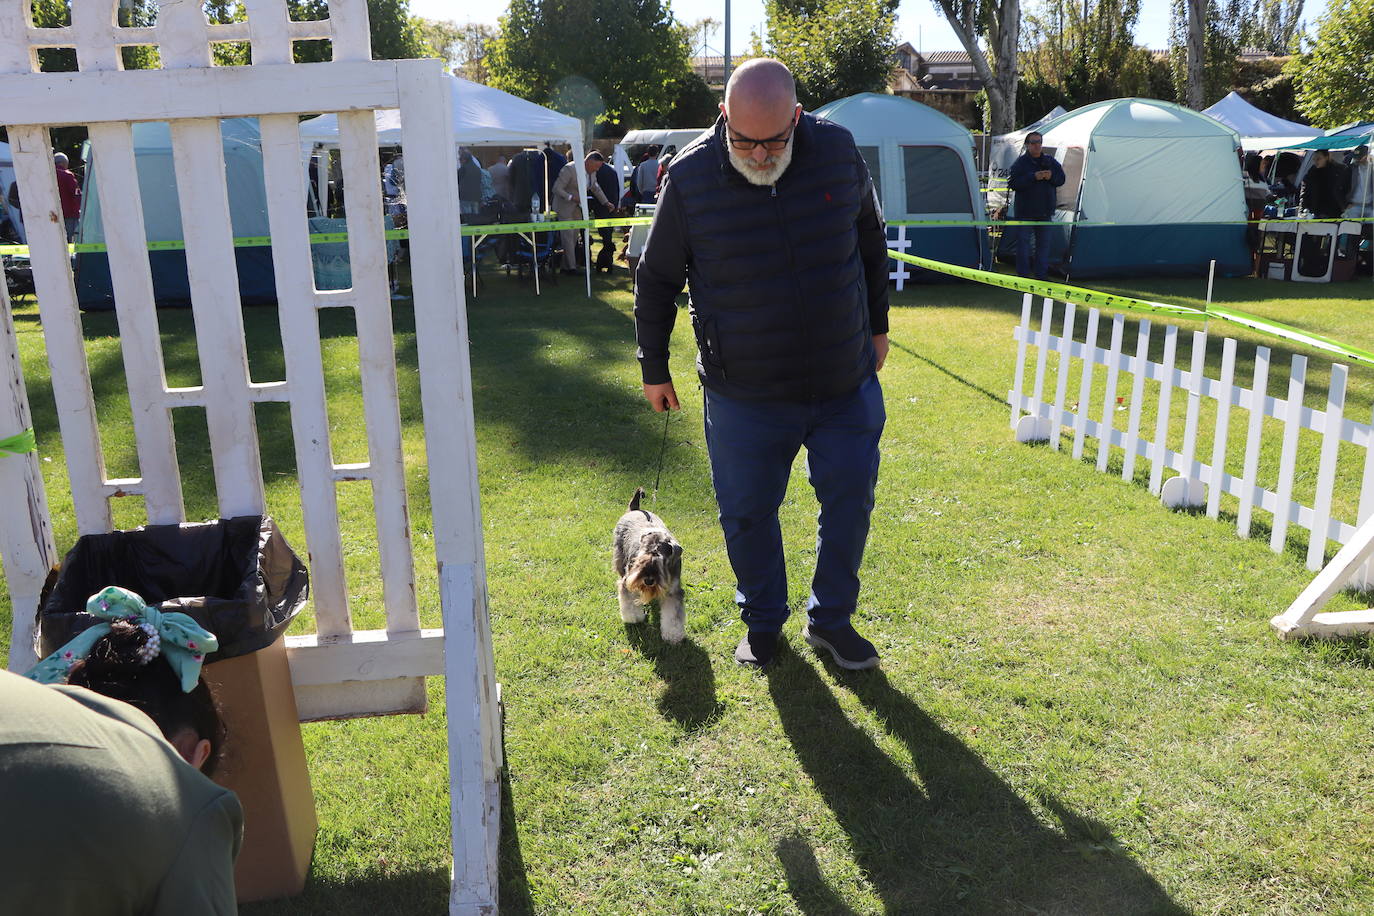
[813, 93, 987, 281]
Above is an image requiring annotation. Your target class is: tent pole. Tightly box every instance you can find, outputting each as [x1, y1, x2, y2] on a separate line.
[573, 135, 591, 297]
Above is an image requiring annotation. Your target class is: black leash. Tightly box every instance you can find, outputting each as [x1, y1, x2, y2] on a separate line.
[651, 409, 670, 508]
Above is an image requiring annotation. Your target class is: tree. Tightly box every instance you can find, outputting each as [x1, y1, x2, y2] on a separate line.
[686, 17, 722, 56]
[1169, 0, 1244, 107]
[1021, 0, 1157, 111]
[761, 0, 897, 109]
[413, 18, 496, 82]
[202, 0, 427, 63]
[1286, 0, 1374, 126]
[486, 0, 694, 134]
[1240, 0, 1306, 53]
[931, 0, 1022, 133]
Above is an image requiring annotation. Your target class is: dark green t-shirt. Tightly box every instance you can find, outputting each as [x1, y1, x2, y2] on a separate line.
[0, 669, 243, 915]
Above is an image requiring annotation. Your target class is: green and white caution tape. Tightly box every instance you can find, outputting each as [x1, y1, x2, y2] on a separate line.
[0, 214, 1366, 257]
[0, 426, 36, 456]
[888, 248, 1374, 367]
[0, 216, 657, 256]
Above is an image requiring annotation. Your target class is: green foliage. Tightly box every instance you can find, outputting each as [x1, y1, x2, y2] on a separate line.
[413, 18, 496, 82]
[1287, 0, 1374, 127]
[486, 0, 693, 133]
[762, 0, 897, 109]
[1021, 0, 1161, 111]
[659, 71, 721, 130]
[1238, 0, 1307, 52]
[1169, 0, 1246, 106]
[286, 0, 428, 61]
[1232, 56, 1303, 122]
[198, 0, 428, 62]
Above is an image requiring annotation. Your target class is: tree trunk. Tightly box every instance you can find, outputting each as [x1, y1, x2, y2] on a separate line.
[1186, 0, 1205, 108]
[935, 0, 1021, 134]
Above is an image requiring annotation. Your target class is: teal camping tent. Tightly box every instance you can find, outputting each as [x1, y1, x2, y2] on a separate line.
[1024, 98, 1250, 278]
[76, 117, 278, 310]
[813, 93, 988, 279]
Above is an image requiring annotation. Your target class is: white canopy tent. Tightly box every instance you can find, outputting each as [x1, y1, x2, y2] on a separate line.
[299, 74, 596, 293]
[1201, 92, 1320, 152]
[612, 127, 710, 190]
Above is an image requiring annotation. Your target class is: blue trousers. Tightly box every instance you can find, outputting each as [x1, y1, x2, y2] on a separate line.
[1015, 224, 1052, 280]
[703, 375, 885, 632]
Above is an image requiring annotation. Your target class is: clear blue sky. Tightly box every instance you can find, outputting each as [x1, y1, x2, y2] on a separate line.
[409, 0, 1330, 55]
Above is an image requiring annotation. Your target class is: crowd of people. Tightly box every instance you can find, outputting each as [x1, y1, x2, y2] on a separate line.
[381, 140, 677, 276]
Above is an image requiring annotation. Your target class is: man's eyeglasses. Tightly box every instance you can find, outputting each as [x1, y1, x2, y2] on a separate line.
[724, 112, 799, 152]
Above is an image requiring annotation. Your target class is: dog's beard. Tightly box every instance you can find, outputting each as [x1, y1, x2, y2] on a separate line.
[727, 141, 793, 187]
[622, 556, 666, 604]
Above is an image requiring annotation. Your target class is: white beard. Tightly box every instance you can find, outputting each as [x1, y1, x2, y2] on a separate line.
[727, 141, 794, 187]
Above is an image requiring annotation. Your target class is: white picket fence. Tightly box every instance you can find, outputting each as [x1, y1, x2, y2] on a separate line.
[1008, 293, 1374, 593]
[0, 2, 498, 912]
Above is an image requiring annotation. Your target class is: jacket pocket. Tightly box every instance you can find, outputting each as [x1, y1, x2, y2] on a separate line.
[692, 315, 725, 377]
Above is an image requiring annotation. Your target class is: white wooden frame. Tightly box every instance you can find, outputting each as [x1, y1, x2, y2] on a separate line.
[0, 3, 500, 912]
[1008, 293, 1374, 635]
[888, 225, 910, 290]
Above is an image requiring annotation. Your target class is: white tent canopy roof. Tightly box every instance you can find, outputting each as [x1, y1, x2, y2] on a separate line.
[298, 74, 583, 149]
[618, 127, 710, 150]
[1202, 91, 1319, 151]
[1203, 91, 1318, 138]
[1024, 106, 1067, 132]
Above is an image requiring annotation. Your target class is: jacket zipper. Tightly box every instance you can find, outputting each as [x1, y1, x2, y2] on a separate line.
[772, 182, 813, 400]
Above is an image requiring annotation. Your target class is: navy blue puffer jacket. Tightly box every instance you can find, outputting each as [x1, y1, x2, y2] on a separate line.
[634, 113, 890, 403]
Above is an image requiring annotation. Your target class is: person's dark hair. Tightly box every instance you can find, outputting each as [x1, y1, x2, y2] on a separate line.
[66, 619, 226, 777]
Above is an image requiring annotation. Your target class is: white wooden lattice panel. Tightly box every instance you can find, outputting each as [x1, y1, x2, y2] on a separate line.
[1008, 294, 1374, 637]
[0, 3, 499, 912]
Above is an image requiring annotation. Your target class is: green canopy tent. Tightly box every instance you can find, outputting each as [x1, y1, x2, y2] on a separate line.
[1276, 131, 1374, 150]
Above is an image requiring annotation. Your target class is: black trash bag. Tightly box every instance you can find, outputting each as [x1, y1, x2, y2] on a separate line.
[37, 515, 309, 663]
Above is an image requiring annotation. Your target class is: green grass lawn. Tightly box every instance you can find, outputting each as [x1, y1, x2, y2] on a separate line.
[3, 266, 1374, 914]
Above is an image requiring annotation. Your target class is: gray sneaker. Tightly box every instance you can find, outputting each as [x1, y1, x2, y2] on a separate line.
[802, 623, 879, 670]
[734, 631, 779, 669]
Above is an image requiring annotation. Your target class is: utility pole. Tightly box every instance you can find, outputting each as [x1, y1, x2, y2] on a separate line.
[724, 0, 732, 89]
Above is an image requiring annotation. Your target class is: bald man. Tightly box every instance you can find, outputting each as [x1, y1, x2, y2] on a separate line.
[633, 59, 890, 670]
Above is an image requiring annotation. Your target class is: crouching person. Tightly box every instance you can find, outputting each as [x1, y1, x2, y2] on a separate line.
[1, 586, 241, 914]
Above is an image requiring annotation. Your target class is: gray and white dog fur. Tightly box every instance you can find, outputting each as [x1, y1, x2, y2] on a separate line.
[613, 487, 685, 643]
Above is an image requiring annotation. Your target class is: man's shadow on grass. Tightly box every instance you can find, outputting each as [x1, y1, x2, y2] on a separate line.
[768, 653, 1188, 915]
[888, 337, 1008, 408]
[625, 621, 725, 732]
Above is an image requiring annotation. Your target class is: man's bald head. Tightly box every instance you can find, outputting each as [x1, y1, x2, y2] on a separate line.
[724, 59, 797, 116]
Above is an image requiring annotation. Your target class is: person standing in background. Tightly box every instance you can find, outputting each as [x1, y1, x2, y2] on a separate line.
[587, 151, 621, 271]
[551, 153, 610, 274]
[489, 154, 512, 202]
[1007, 132, 1065, 280]
[634, 145, 661, 205]
[54, 152, 82, 242]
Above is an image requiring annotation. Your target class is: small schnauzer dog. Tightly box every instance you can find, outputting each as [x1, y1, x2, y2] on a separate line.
[613, 487, 685, 644]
